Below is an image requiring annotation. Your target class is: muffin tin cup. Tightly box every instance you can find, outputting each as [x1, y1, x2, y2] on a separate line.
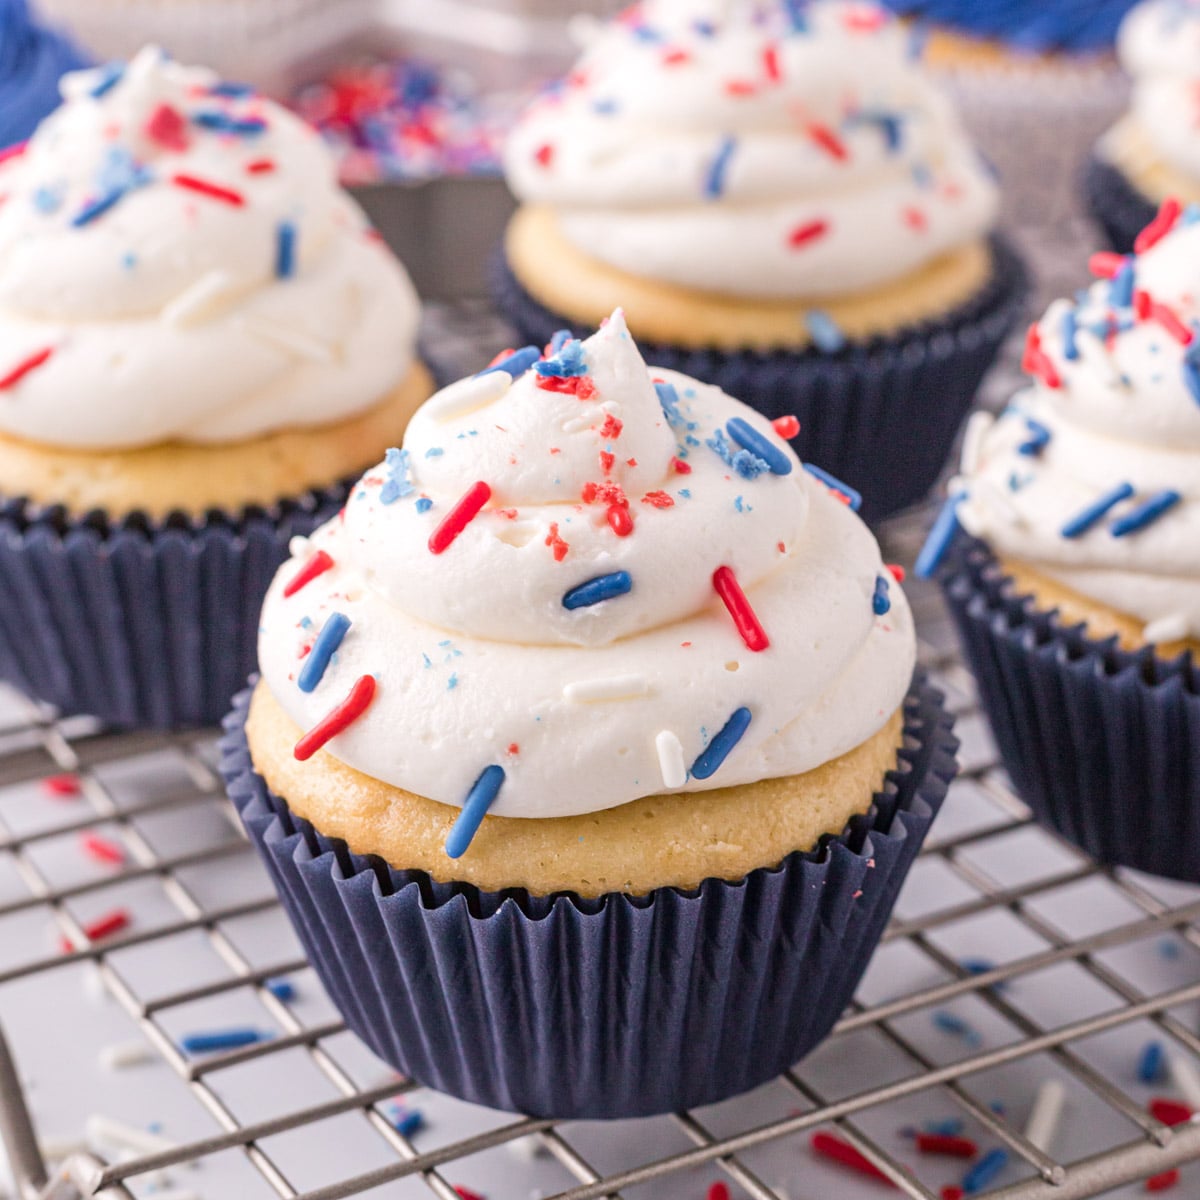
[941, 537, 1200, 882]
[1083, 154, 1157, 255]
[0, 487, 348, 730]
[490, 235, 1029, 524]
[219, 672, 957, 1120]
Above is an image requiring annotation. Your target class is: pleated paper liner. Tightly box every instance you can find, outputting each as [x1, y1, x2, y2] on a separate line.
[941, 537, 1200, 882]
[220, 672, 958, 1120]
[0, 483, 349, 730]
[1083, 154, 1157, 254]
[489, 235, 1029, 525]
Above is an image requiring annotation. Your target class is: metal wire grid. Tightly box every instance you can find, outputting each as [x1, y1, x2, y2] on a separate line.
[0, 546, 1195, 1200]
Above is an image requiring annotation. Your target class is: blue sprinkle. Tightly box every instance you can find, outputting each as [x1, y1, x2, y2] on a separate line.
[694, 18, 717, 35]
[960, 958, 996, 976]
[181, 1028, 269, 1055]
[932, 1010, 982, 1046]
[1060, 482, 1134, 538]
[592, 98, 620, 115]
[1184, 203, 1200, 227]
[447, 673, 458, 691]
[380, 447, 414, 504]
[802, 462, 862, 511]
[122, 252, 137, 270]
[1017, 417, 1051, 457]
[704, 135, 737, 199]
[562, 571, 632, 610]
[1109, 258, 1135, 309]
[265, 978, 295, 1001]
[734, 495, 749, 513]
[548, 329, 572, 354]
[925, 1117, 965, 1137]
[1183, 344, 1200, 405]
[1111, 489, 1181, 537]
[691, 707, 752, 781]
[726, 417, 792, 475]
[912, 161, 934, 190]
[208, 81, 255, 97]
[873, 575, 891, 616]
[915, 492, 963, 578]
[782, 0, 808, 30]
[655, 381, 693, 432]
[678, 488, 691, 498]
[708, 428, 769, 479]
[275, 220, 296, 279]
[478, 345, 540, 379]
[72, 188, 127, 227]
[393, 1109, 424, 1138]
[32, 185, 62, 214]
[90, 62, 124, 98]
[424, 447, 444, 458]
[415, 497, 432, 513]
[192, 111, 267, 135]
[849, 109, 903, 152]
[908, 21, 930, 59]
[299, 616, 313, 631]
[445, 764, 505, 859]
[1061, 307, 1079, 361]
[1138, 1040, 1167, 1085]
[535, 337, 587, 378]
[297, 612, 351, 694]
[805, 309, 846, 352]
[1158, 938, 1182, 961]
[963, 1148, 1009, 1195]
[630, 23, 663, 42]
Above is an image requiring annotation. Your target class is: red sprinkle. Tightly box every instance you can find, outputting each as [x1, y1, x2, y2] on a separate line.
[599, 414, 623, 440]
[772, 414, 800, 439]
[607, 504, 633, 537]
[941, 1189, 965, 1200]
[536, 374, 596, 399]
[1088, 251, 1126, 279]
[1135, 291, 1194, 344]
[671, 456, 692, 474]
[533, 143, 554, 168]
[429, 481, 491, 554]
[806, 123, 848, 161]
[1147, 1171, 1180, 1193]
[61, 908, 130, 953]
[245, 158, 277, 174]
[1151, 1099, 1193, 1127]
[144, 103, 189, 150]
[762, 43, 782, 82]
[545, 522, 569, 561]
[707, 1184, 731, 1200]
[887, 563, 906, 583]
[41, 773, 80, 798]
[283, 550, 335, 598]
[915, 1133, 977, 1158]
[1135, 197, 1182, 255]
[904, 206, 928, 232]
[80, 834, 125, 866]
[1022, 324, 1062, 390]
[810, 1132, 895, 1186]
[641, 490, 674, 508]
[294, 675, 377, 761]
[599, 450, 615, 474]
[662, 48, 691, 66]
[712, 565, 769, 652]
[0, 346, 53, 390]
[454, 1189, 486, 1200]
[788, 219, 829, 249]
[171, 173, 245, 206]
[0, 141, 27, 167]
[724, 79, 757, 96]
[506, 743, 519, 755]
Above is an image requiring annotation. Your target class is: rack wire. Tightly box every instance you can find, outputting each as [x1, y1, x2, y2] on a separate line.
[0, 298, 1199, 1200]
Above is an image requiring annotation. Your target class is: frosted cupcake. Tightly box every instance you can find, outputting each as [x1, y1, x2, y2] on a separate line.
[0, 0, 88, 147]
[1087, 0, 1200, 253]
[491, 0, 1027, 523]
[221, 312, 957, 1118]
[0, 47, 431, 728]
[919, 208, 1199, 880]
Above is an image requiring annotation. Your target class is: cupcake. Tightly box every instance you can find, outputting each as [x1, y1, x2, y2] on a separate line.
[220, 312, 958, 1118]
[918, 207, 1199, 881]
[491, 0, 1028, 524]
[0, 0, 88, 148]
[0, 47, 431, 728]
[1086, 0, 1200, 254]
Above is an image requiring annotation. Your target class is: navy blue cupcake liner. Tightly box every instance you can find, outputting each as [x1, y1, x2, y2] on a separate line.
[0, 485, 349, 730]
[219, 672, 957, 1120]
[941, 537, 1200, 882]
[490, 235, 1029, 524]
[1083, 154, 1156, 255]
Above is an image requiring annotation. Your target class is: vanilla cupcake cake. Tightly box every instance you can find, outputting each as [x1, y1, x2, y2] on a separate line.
[0, 47, 431, 727]
[921, 206, 1200, 879]
[222, 312, 958, 1117]
[492, 0, 1028, 522]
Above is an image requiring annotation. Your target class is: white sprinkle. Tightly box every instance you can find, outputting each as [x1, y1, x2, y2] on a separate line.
[81, 963, 108, 1005]
[38, 1135, 86, 1162]
[656, 731, 687, 790]
[242, 319, 335, 363]
[99, 1041, 155, 1071]
[85, 1114, 176, 1159]
[563, 676, 650, 703]
[1143, 614, 1191, 646]
[1170, 1056, 1200, 1111]
[425, 371, 511, 423]
[162, 271, 240, 328]
[959, 411, 995, 476]
[1023, 1079, 1065, 1153]
[288, 535, 310, 558]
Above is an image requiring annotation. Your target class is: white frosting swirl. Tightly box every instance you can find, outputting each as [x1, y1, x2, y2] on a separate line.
[956, 214, 1200, 644]
[1115, 0, 1200, 180]
[257, 312, 915, 820]
[0, 47, 420, 450]
[504, 0, 998, 300]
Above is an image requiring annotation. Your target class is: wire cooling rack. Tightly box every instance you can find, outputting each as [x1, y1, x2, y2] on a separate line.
[2, 294, 1200, 1200]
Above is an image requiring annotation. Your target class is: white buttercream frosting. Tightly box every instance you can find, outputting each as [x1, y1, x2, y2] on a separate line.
[956, 212, 1200, 644]
[1114, 1, 1200, 180]
[504, 0, 998, 300]
[257, 312, 916, 820]
[0, 46, 420, 450]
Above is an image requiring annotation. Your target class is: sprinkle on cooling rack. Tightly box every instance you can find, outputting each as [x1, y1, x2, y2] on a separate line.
[283, 549, 334, 597]
[914, 492, 963, 578]
[1060, 483, 1134, 538]
[1110, 490, 1181, 537]
[0, 346, 53, 390]
[41, 773, 80, 798]
[691, 707, 751, 781]
[809, 1132, 893, 1183]
[429, 481, 491, 554]
[60, 908, 130, 954]
[171, 173, 245, 206]
[293, 675, 377, 761]
[1134, 196, 1181, 255]
[275, 221, 297, 278]
[80, 833, 125, 866]
[562, 571, 632, 610]
[712, 566, 769, 652]
[297, 612, 351, 693]
[803, 462, 862, 511]
[445, 764, 506, 859]
[479, 346, 540, 378]
[1022, 1080, 1065, 1154]
[726, 417, 792, 475]
[915, 1133, 977, 1158]
[872, 575, 891, 616]
[180, 1027, 270, 1055]
[961, 1148, 1009, 1193]
[1139, 1042, 1167, 1085]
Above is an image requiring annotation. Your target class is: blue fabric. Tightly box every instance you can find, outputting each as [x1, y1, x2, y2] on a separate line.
[0, 0, 89, 149]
